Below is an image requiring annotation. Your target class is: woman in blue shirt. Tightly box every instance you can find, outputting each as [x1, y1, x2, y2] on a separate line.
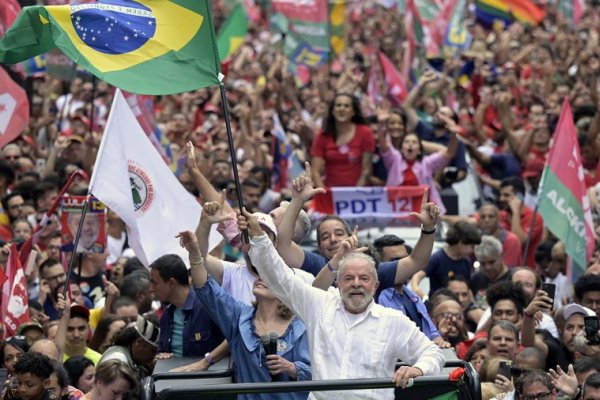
[177, 229, 311, 400]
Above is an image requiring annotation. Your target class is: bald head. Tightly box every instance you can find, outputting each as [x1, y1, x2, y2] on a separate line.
[29, 339, 60, 361]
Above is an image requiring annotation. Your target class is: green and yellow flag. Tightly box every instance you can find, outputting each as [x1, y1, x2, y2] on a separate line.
[0, 0, 221, 95]
[216, 3, 248, 61]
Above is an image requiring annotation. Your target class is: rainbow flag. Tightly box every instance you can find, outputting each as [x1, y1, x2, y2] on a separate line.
[475, 0, 545, 27]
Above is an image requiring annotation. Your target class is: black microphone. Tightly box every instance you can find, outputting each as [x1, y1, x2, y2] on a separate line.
[260, 332, 280, 381]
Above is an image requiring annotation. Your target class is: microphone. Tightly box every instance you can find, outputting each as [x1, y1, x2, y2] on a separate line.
[261, 332, 280, 381]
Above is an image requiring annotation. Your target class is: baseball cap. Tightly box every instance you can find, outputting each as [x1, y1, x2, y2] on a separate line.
[17, 321, 44, 336]
[254, 212, 277, 239]
[70, 303, 90, 321]
[133, 315, 159, 347]
[563, 303, 596, 321]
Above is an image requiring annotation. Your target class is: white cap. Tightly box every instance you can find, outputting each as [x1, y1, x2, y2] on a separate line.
[563, 303, 596, 321]
[254, 212, 277, 239]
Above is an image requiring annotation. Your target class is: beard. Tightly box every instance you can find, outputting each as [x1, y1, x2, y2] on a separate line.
[341, 288, 374, 313]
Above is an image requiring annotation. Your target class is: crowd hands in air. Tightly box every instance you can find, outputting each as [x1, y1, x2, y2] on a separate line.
[5, 0, 600, 399]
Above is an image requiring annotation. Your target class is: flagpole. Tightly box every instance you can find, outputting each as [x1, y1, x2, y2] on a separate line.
[58, 195, 91, 317]
[205, 0, 248, 242]
[521, 150, 550, 266]
[88, 75, 97, 135]
[218, 81, 249, 243]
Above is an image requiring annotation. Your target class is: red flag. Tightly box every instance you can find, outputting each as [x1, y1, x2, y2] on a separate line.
[0, 264, 6, 287]
[377, 51, 408, 107]
[0, 0, 20, 37]
[2, 243, 30, 337]
[538, 99, 595, 272]
[0, 67, 29, 149]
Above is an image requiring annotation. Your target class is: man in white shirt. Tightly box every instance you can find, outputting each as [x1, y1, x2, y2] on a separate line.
[240, 210, 445, 399]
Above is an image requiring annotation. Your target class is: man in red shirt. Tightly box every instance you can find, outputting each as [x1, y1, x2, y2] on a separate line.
[498, 177, 543, 269]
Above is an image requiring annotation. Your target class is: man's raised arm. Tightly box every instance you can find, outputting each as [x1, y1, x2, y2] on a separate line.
[240, 208, 327, 322]
[195, 191, 234, 285]
[395, 188, 439, 284]
[186, 141, 235, 212]
[276, 162, 325, 268]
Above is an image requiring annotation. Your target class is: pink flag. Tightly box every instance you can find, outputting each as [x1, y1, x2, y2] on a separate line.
[2, 243, 30, 337]
[0, 67, 29, 149]
[0, 0, 20, 37]
[377, 51, 408, 107]
[538, 99, 595, 271]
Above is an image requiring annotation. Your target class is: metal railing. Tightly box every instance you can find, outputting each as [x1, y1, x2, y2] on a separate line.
[145, 360, 480, 400]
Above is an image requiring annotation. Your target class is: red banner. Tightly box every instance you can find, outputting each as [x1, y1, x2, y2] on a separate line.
[2, 243, 29, 337]
[0, 67, 29, 149]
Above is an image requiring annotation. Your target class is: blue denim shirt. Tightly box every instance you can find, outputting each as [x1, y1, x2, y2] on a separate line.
[378, 285, 441, 340]
[157, 287, 224, 357]
[195, 277, 311, 400]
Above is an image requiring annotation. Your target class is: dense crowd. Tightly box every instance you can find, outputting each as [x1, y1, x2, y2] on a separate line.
[2, 0, 600, 399]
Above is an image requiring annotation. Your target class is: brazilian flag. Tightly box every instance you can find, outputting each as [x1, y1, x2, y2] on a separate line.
[0, 0, 221, 95]
[216, 3, 248, 61]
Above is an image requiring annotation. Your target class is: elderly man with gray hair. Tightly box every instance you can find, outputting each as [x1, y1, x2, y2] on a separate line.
[238, 208, 445, 400]
[470, 235, 511, 303]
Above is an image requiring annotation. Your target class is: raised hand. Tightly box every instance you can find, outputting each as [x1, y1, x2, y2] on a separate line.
[202, 190, 235, 225]
[335, 226, 368, 261]
[237, 208, 263, 238]
[525, 290, 553, 321]
[186, 141, 201, 175]
[176, 230, 201, 257]
[103, 275, 120, 300]
[410, 188, 440, 230]
[56, 293, 67, 313]
[548, 365, 578, 398]
[291, 162, 326, 202]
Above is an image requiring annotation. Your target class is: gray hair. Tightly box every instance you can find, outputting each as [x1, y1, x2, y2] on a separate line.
[280, 201, 311, 243]
[474, 235, 502, 260]
[336, 252, 378, 282]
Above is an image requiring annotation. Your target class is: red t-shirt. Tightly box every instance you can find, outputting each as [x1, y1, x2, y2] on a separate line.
[311, 124, 375, 187]
[500, 229, 523, 268]
[500, 206, 544, 269]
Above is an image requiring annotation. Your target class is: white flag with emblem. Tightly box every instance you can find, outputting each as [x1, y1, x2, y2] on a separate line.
[89, 89, 221, 267]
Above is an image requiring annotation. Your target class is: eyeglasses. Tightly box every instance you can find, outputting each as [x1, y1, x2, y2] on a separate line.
[434, 312, 464, 321]
[45, 272, 66, 282]
[521, 392, 553, 400]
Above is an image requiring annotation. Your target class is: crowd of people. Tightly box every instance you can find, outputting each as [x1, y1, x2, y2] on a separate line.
[2, 0, 600, 399]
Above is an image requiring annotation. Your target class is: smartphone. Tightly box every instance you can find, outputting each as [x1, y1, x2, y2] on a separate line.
[541, 283, 556, 309]
[584, 316, 600, 345]
[498, 361, 512, 379]
[0, 368, 7, 385]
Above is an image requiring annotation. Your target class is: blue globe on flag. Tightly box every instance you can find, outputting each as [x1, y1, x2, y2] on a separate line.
[70, 0, 156, 55]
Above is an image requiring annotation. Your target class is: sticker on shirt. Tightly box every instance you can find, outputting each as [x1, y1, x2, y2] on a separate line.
[194, 332, 202, 341]
[338, 144, 349, 154]
[276, 339, 288, 353]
